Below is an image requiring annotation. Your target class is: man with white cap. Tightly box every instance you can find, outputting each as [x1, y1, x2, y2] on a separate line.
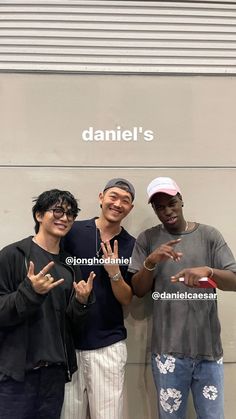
[129, 177, 236, 419]
[61, 178, 135, 419]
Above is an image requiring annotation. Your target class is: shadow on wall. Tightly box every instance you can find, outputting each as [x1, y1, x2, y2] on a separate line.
[124, 293, 153, 363]
[124, 294, 156, 418]
[124, 294, 196, 419]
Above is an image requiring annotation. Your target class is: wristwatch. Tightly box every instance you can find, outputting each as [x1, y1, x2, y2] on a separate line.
[110, 272, 122, 282]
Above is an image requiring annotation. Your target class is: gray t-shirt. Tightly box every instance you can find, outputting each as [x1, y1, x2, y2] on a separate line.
[129, 223, 236, 360]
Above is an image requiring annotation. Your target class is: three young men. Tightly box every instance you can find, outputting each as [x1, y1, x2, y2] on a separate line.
[1, 178, 236, 419]
[129, 177, 236, 419]
[62, 178, 135, 419]
[0, 189, 94, 419]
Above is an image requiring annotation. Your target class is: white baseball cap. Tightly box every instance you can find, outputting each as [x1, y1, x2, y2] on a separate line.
[147, 177, 181, 203]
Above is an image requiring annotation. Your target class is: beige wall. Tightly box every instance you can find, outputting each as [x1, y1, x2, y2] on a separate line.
[1, 73, 236, 167]
[0, 73, 236, 418]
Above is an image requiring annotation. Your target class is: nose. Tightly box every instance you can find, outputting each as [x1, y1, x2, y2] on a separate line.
[114, 199, 122, 208]
[60, 212, 68, 221]
[163, 205, 173, 216]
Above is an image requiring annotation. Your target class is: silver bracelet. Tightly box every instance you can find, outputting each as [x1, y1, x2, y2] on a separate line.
[109, 272, 122, 282]
[143, 260, 156, 271]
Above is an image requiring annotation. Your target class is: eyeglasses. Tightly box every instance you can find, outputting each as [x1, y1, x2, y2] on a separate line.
[46, 207, 77, 221]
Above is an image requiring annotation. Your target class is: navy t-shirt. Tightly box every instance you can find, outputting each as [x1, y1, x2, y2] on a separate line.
[63, 218, 135, 350]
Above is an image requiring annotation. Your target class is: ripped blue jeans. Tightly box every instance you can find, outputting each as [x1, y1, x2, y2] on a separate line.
[151, 353, 224, 419]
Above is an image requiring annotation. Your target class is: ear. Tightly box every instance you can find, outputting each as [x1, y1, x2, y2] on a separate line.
[99, 192, 104, 207]
[126, 204, 134, 215]
[151, 202, 158, 215]
[35, 211, 44, 223]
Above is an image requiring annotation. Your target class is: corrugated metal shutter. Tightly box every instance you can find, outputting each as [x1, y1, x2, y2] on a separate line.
[0, 0, 236, 74]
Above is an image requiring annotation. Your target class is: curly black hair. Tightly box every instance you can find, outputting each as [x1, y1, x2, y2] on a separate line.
[32, 189, 79, 233]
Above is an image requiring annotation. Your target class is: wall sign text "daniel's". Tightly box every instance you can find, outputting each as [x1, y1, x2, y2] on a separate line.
[82, 126, 154, 142]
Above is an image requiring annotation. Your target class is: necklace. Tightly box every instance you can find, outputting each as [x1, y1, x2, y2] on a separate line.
[95, 224, 122, 257]
[95, 228, 103, 257]
[32, 236, 59, 255]
[32, 236, 41, 246]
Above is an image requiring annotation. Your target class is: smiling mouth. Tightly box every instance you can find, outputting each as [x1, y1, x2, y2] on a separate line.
[165, 217, 177, 225]
[54, 223, 68, 229]
[110, 208, 122, 214]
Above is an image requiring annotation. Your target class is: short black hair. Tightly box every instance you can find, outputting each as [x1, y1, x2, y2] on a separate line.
[32, 189, 79, 233]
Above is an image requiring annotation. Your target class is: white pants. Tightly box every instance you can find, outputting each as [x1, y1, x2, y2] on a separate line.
[61, 340, 127, 419]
